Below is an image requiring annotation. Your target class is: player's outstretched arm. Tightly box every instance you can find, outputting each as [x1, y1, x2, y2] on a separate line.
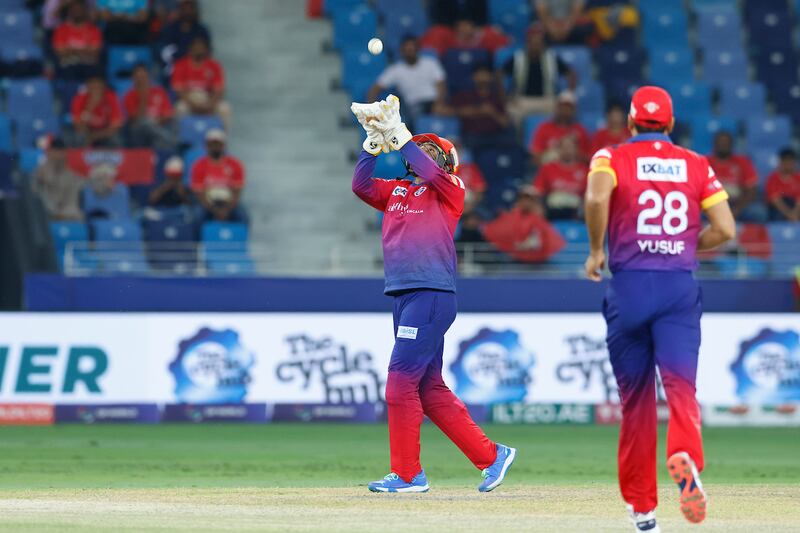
[698, 200, 736, 251]
[584, 169, 615, 281]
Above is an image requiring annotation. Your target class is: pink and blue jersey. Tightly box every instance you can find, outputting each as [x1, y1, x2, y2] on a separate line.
[352, 143, 466, 294]
[589, 133, 729, 273]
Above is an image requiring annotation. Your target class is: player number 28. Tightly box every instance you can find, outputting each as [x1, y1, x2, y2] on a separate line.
[637, 190, 689, 236]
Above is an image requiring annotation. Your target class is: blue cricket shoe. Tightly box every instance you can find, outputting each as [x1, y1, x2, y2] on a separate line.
[368, 470, 429, 493]
[478, 443, 516, 492]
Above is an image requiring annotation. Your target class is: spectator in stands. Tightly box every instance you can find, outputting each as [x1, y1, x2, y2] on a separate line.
[171, 35, 231, 130]
[535, 0, 594, 44]
[456, 210, 490, 264]
[97, 0, 148, 44]
[367, 36, 446, 129]
[32, 138, 84, 221]
[590, 102, 630, 153]
[82, 163, 129, 220]
[766, 148, 800, 222]
[52, 0, 103, 80]
[71, 74, 123, 147]
[149, 156, 191, 208]
[502, 24, 577, 125]
[429, 0, 488, 25]
[530, 90, 590, 165]
[585, 0, 639, 46]
[707, 131, 760, 220]
[420, 17, 509, 55]
[482, 186, 565, 263]
[457, 151, 488, 213]
[534, 136, 587, 220]
[159, 0, 211, 71]
[124, 64, 177, 150]
[190, 129, 247, 222]
[447, 64, 513, 150]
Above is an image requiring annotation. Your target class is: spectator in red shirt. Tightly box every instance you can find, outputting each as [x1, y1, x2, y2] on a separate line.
[483, 186, 565, 263]
[419, 18, 509, 55]
[190, 129, 247, 222]
[446, 64, 513, 150]
[530, 90, 590, 165]
[70, 74, 123, 147]
[707, 131, 760, 220]
[124, 64, 177, 150]
[590, 103, 630, 153]
[455, 146, 488, 212]
[52, 0, 103, 80]
[766, 148, 800, 222]
[534, 136, 588, 220]
[171, 35, 231, 130]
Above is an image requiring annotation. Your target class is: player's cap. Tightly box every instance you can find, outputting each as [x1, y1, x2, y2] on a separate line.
[165, 156, 184, 176]
[629, 86, 673, 127]
[205, 128, 226, 143]
[557, 90, 577, 105]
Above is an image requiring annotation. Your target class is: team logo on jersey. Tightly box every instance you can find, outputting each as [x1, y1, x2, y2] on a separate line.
[637, 157, 688, 182]
[414, 187, 427, 197]
[392, 186, 408, 197]
[730, 328, 800, 403]
[450, 328, 535, 404]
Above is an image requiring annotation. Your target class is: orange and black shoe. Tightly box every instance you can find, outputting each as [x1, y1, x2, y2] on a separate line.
[667, 452, 707, 524]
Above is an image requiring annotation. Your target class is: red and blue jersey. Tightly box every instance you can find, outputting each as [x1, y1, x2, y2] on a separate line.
[589, 133, 729, 273]
[352, 143, 465, 294]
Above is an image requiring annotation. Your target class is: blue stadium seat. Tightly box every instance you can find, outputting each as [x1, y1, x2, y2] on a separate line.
[0, 114, 10, 152]
[207, 257, 257, 276]
[595, 47, 646, 82]
[332, 6, 376, 51]
[642, 9, 689, 49]
[574, 80, 605, 115]
[15, 114, 59, 148]
[373, 150, 407, 179]
[18, 147, 43, 173]
[0, 0, 27, 10]
[178, 115, 224, 148]
[182, 145, 205, 184]
[649, 47, 695, 86]
[143, 220, 195, 242]
[53, 79, 82, 110]
[341, 49, 386, 100]
[603, 78, 642, 108]
[713, 256, 769, 278]
[490, 0, 531, 42]
[772, 83, 800, 125]
[382, 5, 428, 59]
[767, 223, 800, 276]
[50, 221, 88, 270]
[746, 5, 794, 50]
[442, 48, 491, 93]
[474, 146, 526, 182]
[552, 220, 588, 243]
[0, 151, 12, 192]
[689, 115, 738, 154]
[107, 46, 151, 80]
[523, 114, 548, 148]
[750, 149, 778, 185]
[755, 48, 799, 92]
[1, 43, 43, 67]
[83, 184, 132, 220]
[415, 115, 460, 140]
[91, 219, 142, 242]
[701, 50, 749, 84]
[324, 0, 365, 17]
[579, 112, 604, 133]
[745, 116, 792, 153]
[718, 82, 767, 123]
[6, 78, 54, 122]
[0, 10, 34, 46]
[696, 8, 741, 50]
[664, 81, 712, 121]
[201, 222, 248, 248]
[690, 0, 738, 10]
[551, 46, 593, 81]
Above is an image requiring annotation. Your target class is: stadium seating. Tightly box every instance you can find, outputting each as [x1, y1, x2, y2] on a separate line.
[772, 84, 800, 125]
[373, 150, 407, 179]
[474, 146, 526, 183]
[649, 47, 695, 86]
[332, 6, 376, 51]
[15, 114, 59, 148]
[50, 221, 88, 269]
[574, 81, 605, 115]
[107, 46, 152, 80]
[689, 115, 738, 155]
[745, 116, 792, 153]
[767, 223, 800, 276]
[0, 151, 13, 192]
[202, 222, 252, 273]
[6, 78, 54, 122]
[718, 82, 767, 123]
[178, 115, 225, 149]
[0, 114, 11, 152]
[18, 147, 43, 173]
[202, 222, 249, 250]
[442, 48, 491, 93]
[0, 10, 34, 47]
[341, 49, 386, 100]
[82, 184, 132, 220]
[551, 46, 593, 82]
[754, 48, 799, 93]
[696, 8, 742, 51]
[664, 81, 712, 121]
[415, 115, 460, 140]
[701, 50, 749, 84]
[0, 43, 43, 77]
[380, 2, 428, 59]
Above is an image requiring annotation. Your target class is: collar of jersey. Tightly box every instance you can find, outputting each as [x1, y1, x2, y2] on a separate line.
[627, 133, 672, 144]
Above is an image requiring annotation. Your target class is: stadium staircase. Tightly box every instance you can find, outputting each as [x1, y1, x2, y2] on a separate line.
[201, 0, 379, 275]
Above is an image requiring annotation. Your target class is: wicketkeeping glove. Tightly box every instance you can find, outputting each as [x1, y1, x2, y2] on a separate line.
[374, 94, 412, 151]
[351, 101, 389, 155]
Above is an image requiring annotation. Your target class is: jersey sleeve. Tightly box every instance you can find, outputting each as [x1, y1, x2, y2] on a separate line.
[588, 147, 617, 187]
[351, 150, 398, 211]
[399, 142, 464, 215]
[699, 158, 729, 210]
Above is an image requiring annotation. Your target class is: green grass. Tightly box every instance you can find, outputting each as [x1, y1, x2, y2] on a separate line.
[0, 424, 797, 531]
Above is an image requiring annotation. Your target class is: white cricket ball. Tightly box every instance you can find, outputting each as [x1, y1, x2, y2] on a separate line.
[368, 38, 383, 55]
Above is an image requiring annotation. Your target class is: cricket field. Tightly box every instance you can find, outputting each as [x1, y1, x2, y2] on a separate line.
[0, 424, 797, 532]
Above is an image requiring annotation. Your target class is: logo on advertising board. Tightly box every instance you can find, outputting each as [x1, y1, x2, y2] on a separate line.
[450, 328, 535, 404]
[276, 334, 384, 403]
[557, 334, 618, 402]
[169, 328, 254, 403]
[731, 328, 800, 404]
